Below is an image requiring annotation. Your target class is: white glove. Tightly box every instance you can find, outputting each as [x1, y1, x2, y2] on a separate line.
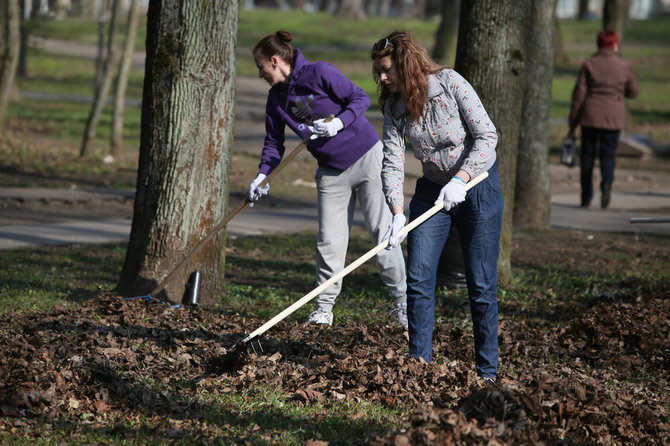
[383, 214, 407, 249]
[435, 177, 467, 211]
[308, 117, 343, 139]
[248, 173, 270, 207]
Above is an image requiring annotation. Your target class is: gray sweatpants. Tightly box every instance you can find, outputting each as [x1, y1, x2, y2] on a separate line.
[313, 141, 407, 312]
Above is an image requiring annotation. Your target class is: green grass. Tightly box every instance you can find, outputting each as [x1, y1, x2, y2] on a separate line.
[0, 243, 127, 313]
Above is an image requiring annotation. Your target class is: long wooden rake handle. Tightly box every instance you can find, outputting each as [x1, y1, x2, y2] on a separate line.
[150, 115, 334, 298]
[242, 171, 489, 343]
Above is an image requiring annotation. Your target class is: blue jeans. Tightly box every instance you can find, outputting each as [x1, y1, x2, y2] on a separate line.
[580, 126, 620, 204]
[406, 163, 502, 378]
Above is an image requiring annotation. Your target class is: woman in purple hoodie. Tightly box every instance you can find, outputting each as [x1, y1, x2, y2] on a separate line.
[248, 31, 408, 328]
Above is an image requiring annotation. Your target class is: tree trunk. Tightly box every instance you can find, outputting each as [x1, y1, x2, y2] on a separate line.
[18, 0, 29, 77]
[454, 0, 528, 285]
[379, 0, 391, 16]
[111, 0, 140, 156]
[432, 0, 460, 65]
[603, 0, 624, 39]
[95, 0, 108, 91]
[577, 0, 589, 20]
[553, 12, 568, 65]
[0, 0, 20, 139]
[117, 0, 237, 306]
[80, 0, 122, 157]
[514, 0, 556, 230]
[335, 0, 366, 20]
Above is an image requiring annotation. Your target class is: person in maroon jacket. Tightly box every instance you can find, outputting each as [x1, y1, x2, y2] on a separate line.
[569, 29, 639, 209]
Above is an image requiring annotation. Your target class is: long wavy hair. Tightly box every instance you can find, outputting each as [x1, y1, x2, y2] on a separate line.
[371, 31, 445, 122]
[253, 30, 295, 65]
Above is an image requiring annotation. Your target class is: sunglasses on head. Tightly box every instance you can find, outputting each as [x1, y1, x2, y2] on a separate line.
[373, 37, 392, 52]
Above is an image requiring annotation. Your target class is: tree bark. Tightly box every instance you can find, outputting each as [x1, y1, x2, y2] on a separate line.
[95, 0, 108, 92]
[514, 0, 556, 230]
[454, 0, 528, 285]
[432, 0, 460, 65]
[553, 13, 568, 66]
[117, 0, 237, 306]
[335, 0, 366, 20]
[79, 0, 122, 157]
[603, 0, 624, 39]
[0, 0, 20, 139]
[111, 0, 140, 155]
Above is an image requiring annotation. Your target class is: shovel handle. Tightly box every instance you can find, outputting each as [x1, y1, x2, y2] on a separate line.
[150, 115, 335, 298]
[243, 170, 489, 343]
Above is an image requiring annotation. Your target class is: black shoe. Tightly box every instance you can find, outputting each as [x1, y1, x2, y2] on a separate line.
[580, 200, 590, 208]
[601, 184, 612, 209]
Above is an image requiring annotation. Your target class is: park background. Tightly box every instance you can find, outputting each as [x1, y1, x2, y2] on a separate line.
[0, 0, 669, 444]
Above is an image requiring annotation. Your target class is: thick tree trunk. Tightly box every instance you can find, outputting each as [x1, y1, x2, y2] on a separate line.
[80, 0, 122, 157]
[514, 0, 556, 230]
[0, 0, 20, 139]
[432, 0, 460, 65]
[454, 0, 528, 285]
[117, 0, 237, 306]
[111, 0, 140, 155]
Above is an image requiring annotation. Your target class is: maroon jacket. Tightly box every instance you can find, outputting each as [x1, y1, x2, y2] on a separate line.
[569, 49, 639, 131]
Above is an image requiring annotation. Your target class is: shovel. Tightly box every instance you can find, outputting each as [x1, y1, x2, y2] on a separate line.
[146, 115, 335, 299]
[217, 171, 489, 368]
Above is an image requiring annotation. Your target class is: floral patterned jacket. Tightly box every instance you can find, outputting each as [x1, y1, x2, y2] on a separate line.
[381, 69, 498, 209]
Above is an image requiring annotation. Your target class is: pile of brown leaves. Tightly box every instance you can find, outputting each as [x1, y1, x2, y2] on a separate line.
[0, 283, 669, 444]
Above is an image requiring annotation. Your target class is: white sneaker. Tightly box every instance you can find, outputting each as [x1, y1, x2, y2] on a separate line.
[307, 309, 333, 326]
[389, 302, 408, 329]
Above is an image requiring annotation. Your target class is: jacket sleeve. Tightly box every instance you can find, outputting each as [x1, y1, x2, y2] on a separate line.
[318, 63, 370, 128]
[569, 64, 588, 129]
[258, 98, 286, 176]
[446, 71, 498, 180]
[381, 107, 406, 209]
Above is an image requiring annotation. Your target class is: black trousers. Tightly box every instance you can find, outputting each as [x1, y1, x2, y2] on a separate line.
[580, 126, 620, 205]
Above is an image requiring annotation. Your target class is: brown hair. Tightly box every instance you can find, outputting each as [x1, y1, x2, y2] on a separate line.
[371, 30, 445, 122]
[253, 30, 295, 64]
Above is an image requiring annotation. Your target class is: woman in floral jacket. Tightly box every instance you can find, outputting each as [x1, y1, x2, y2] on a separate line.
[371, 31, 503, 384]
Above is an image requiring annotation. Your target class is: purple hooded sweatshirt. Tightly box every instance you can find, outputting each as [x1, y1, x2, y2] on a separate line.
[258, 49, 380, 175]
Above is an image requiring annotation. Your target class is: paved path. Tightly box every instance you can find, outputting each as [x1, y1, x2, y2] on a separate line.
[1, 174, 669, 250]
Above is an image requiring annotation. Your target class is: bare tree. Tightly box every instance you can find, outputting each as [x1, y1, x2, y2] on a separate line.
[553, 13, 568, 65]
[514, 0, 556, 230]
[80, 0, 123, 157]
[432, 0, 460, 65]
[95, 0, 108, 91]
[455, 0, 528, 285]
[0, 0, 20, 139]
[110, 0, 141, 156]
[117, 1, 238, 306]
